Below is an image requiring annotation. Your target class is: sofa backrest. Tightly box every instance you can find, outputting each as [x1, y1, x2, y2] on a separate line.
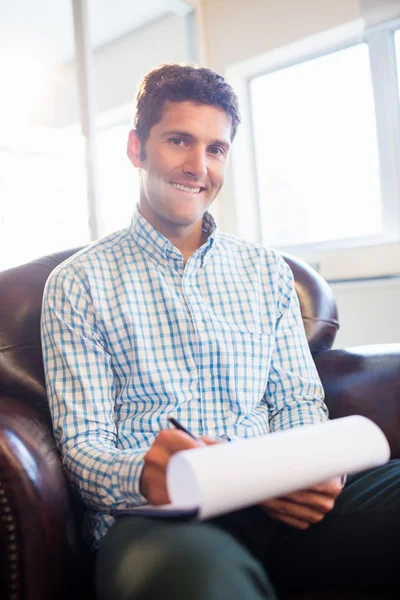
[0, 247, 339, 416]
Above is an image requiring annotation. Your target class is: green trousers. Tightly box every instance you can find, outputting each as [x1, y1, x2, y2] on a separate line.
[96, 461, 400, 599]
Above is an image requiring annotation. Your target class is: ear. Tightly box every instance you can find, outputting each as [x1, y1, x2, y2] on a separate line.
[127, 129, 142, 168]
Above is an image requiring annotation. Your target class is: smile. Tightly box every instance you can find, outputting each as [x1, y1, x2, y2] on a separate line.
[171, 183, 203, 194]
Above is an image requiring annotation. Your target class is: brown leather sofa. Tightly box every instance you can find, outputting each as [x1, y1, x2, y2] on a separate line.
[0, 247, 399, 600]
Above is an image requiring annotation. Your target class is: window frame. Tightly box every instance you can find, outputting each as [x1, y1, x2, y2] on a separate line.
[226, 18, 400, 280]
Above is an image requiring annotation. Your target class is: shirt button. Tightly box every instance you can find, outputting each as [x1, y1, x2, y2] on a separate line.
[197, 321, 205, 330]
[204, 372, 212, 380]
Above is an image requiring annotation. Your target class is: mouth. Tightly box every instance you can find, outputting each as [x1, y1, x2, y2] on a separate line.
[170, 182, 206, 195]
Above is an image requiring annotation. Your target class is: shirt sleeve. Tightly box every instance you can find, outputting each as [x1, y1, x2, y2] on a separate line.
[263, 256, 329, 432]
[41, 265, 148, 513]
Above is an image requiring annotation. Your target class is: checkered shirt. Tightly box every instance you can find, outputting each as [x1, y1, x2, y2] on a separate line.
[41, 205, 328, 549]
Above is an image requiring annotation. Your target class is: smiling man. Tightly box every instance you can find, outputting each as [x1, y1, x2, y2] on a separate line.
[127, 99, 230, 261]
[41, 64, 400, 599]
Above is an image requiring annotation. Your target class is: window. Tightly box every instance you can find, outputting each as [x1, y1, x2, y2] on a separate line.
[0, 0, 198, 271]
[250, 44, 382, 247]
[227, 19, 400, 279]
[0, 0, 90, 272]
[0, 129, 89, 271]
[96, 122, 139, 239]
[395, 29, 400, 100]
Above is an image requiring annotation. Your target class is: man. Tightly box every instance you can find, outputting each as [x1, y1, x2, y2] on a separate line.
[41, 64, 400, 599]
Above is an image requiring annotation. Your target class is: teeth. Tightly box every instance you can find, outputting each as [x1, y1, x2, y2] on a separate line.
[171, 183, 201, 194]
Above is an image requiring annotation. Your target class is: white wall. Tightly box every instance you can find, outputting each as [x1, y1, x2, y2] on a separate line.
[38, 13, 188, 129]
[202, 0, 360, 76]
[332, 278, 400, 349]
[94, 13, 188, 122]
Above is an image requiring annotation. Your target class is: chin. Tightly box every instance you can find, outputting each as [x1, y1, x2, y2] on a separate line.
[164, 206, 204, 225]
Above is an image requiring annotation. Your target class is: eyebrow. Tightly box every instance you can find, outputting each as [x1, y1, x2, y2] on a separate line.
[161, 130, 231, 150]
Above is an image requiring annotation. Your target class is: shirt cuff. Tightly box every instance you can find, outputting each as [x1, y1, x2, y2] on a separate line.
[116, 450, 148, 506]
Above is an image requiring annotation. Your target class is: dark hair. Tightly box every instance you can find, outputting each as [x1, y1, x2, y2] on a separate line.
[133, 63, 241, 148]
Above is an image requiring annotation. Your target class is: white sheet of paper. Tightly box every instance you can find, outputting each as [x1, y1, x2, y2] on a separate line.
[166, 415, 390, 519]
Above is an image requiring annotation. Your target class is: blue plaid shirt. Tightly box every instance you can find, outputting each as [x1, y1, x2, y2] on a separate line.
[41, 205, 328, 549]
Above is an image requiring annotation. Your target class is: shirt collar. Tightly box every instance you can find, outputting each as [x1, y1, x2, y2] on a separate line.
[129, 204, 219, 269]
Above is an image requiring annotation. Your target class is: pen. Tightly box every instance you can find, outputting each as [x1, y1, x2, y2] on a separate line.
[168, 416, 233, 442]
[168, 416, 199, 440]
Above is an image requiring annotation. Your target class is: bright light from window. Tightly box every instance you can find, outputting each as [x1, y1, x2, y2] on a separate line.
[0, 51, 52, 127]
[96, 124, 139, 238]
[0, 127, 89, 271]
[0, 2, 91, 272]
[395, 29, 400, 102]
[250, 44, 383, 247]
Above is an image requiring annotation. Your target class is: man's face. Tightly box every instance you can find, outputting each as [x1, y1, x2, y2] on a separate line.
[127, 101, 232, 233]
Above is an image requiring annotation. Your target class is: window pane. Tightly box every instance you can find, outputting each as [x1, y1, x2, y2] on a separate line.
[0, 0, 90, 271]
[250, 44, 383, 247]
[96, 123, 139, 237]
[395, 29, 400, 102]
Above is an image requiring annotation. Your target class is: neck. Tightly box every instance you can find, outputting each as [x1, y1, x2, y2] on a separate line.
[163, 224, 208, 263]
[177, 228, 209, 263]
[138, 206, 209, 262]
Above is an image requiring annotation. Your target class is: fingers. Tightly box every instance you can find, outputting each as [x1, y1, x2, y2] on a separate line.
[263, 496, 333, 526]
[261, 476, 344, 530]
[157, 429, 206, 451]
[275, 490, 336, 513]
[305, 476, 343, 498]
[264, 508, 311, 530]
[144, 430, 203, 474]
[140, 430, 204, 505]
[201, 436, 220, 446]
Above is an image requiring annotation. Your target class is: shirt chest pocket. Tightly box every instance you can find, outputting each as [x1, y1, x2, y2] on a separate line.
[224, 329, 273, 415]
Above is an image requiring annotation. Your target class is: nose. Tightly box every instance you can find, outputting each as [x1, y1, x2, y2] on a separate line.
[183, 148, 207, 178]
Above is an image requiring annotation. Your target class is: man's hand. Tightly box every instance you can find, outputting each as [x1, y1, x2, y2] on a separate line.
[140, 430, 217, 505]
[261, 476, 344, 530]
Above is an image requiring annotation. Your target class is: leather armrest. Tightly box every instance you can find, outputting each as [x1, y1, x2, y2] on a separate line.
[0, 395, 81, 600]
[314, 344, 400, 459]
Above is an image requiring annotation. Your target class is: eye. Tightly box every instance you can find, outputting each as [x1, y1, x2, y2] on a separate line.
[169, 137, 185, 147]
[209, 146, 224, 156]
